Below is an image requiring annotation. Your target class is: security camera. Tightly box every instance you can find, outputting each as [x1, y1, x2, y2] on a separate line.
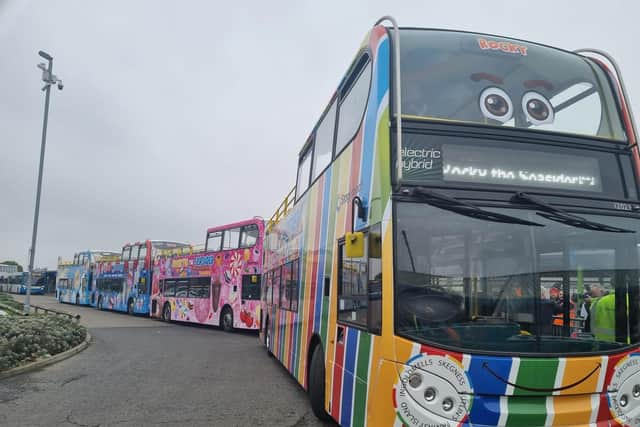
[57, 80, 64, 90]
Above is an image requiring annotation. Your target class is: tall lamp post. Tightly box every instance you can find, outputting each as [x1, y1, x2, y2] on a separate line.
[24, 50, 63, 314]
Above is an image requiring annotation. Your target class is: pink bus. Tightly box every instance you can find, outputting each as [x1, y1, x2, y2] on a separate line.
[150, 218, 264, 331]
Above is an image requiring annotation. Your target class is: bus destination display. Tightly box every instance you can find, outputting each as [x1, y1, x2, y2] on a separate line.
[401, 136, 603, 192]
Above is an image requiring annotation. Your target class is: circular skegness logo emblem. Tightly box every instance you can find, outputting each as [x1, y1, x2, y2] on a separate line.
[609, 354, 640, 427]
[394, 354, 473, 427]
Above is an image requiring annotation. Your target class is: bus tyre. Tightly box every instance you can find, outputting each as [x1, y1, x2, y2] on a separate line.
[221, 307, 233, 332]
[162, 303, 171, 322]
[264, 318, 273, 357]
[127, 299, 134, 315]
[309, 345, 331, 421]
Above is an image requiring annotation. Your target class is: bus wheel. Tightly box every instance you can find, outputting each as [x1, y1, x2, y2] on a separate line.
[162, 303, 171, 322]
[264, 317, 273, 357]
[309, 345, 331, 421]
[127, 299, 134, 315]
[221, 307, 233, 332]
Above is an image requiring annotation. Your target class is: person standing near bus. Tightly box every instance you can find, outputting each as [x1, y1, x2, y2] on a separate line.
[590, 287, 615, 342]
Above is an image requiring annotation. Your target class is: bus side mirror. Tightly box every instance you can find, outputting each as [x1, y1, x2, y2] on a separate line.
[345, 232, 364, 258]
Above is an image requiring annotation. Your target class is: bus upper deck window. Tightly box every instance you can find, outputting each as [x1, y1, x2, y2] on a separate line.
[223, 228, 241, 250]
[240, 224, 259, 248]
[335, 59, 372, 155]
[312, 100, 337, 181]
[138, 245, 147, 261]
[296, 146, 312, 199]
[206, 231, 222, 252]
[399, 30, 626, 141]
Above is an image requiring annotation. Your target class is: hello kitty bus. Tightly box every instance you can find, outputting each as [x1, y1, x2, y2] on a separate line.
[150, 218, 264, 331]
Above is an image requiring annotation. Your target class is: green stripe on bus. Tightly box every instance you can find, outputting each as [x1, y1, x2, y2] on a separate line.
[396, 411, 409, 427]
[293, 190, 312, 379]
[320, 156, 341, 344]
[352, 332, 372, 427]
[505, 396, 548, 427]
[513, 358, 559, 396]
[371, 108, 391, 223]
[321, 296, 329, 349]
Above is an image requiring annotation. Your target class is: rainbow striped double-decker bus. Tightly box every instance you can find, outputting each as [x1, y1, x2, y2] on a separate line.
[56, 250, 119, 305]
[260, 17, 640, 427]
[92, 240, 189, 315]
[151, 218, 264, 331]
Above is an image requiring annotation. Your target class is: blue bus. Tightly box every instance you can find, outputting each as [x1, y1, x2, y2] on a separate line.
[56, 250, 119, 305]
[92, 240, 190, 315]
[0, 270, 49, 295]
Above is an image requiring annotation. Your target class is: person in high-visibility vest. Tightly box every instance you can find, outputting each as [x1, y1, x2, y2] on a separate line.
[590, 292, 616, 342]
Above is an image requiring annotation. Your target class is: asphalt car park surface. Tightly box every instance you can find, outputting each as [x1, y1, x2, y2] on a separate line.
[0, 295, 334, 426]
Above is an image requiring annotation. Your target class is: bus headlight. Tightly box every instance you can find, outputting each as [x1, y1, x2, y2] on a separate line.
[609, 362, 640, 425]
[399, 367, 468, 421]
[620, 394, 629, 407]
[424, 387, 436, 402]
[408, 373, 422, 389]
[442, 397, 454, 412]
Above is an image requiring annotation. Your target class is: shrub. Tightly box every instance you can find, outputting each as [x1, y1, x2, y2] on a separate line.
[0, 315, 86, 371]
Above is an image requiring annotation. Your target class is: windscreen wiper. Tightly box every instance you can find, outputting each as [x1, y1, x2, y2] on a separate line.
[402, 187, 544, 227]
[510, 192, 635, 233]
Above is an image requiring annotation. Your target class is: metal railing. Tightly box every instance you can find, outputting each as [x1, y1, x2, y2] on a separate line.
[267, 187, 296, 232]
[31, 304, 81, 322]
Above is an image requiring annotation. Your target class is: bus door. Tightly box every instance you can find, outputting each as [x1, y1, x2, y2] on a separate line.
[135, 244, 148, 299]
[332, 225, 382, 420]
[121, 246, 133, 301]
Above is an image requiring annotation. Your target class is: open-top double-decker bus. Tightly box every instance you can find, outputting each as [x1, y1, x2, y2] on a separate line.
[260, 17, 640, 427]
[150, 218, 264, 331]
[92, 240, 189, 314]
[56, 250, 119, 304]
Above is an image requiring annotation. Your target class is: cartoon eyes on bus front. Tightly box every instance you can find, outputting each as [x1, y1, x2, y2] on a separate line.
[479, 86, 554, 126]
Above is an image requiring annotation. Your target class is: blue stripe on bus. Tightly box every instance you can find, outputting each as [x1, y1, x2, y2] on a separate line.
[314, 167, 332, 333]
[340, 328, 359, 427]
[375, 38, 389, 104]
[355, 37, 389, 231]
[293, 203, 308, 378]
[280, 312, 286, 362]
[468, 395, 501, 426]
[468, 356, 511, 395]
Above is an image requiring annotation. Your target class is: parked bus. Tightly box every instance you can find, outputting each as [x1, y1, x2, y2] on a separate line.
[56, 251, 119, 305]
[1, 270, 48, 295]
[151, 218, 264, 331]
[36, 270, 57, 294]
[92, 240, 189, 315]
[260, 18, 640, 426]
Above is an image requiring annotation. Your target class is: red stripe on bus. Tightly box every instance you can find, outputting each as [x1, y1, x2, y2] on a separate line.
[332, 340, 346, 420]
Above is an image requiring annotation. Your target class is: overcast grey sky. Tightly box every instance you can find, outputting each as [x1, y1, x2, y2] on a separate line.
[1, 0, 639, 269]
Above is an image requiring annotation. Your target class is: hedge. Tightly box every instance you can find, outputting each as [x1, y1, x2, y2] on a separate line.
[0, 315, 87, 371]
[0, 292, 23, 312]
